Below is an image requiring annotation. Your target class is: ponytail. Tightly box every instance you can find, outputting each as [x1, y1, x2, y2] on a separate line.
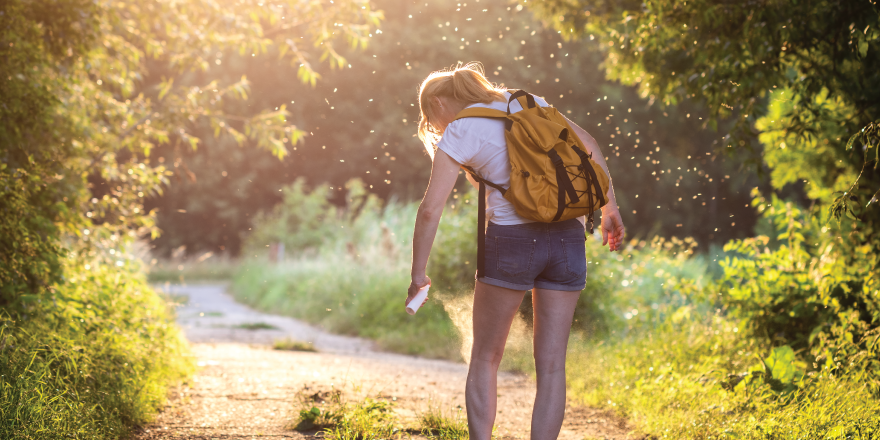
[417, 62, 506, 158]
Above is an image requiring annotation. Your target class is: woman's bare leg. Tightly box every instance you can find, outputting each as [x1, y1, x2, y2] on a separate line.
[530, 288, 580, 440]
[466, 280, 526, 440]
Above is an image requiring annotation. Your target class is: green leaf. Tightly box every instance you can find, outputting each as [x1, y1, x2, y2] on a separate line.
[826, 425, 846, 439]
[762, 345, 803, 386]
[845, 131, 860, 151]
[867, 188, 880, 207]
[158, 78, 174, 100]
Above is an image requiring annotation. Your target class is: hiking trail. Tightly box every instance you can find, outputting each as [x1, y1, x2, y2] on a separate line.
[134, 284, 636, 440]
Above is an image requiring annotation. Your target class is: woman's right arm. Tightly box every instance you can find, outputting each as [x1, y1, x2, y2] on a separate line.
[409, 149, 461, 303]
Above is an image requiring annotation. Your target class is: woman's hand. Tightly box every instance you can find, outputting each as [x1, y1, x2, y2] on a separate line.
[601, 206, 625, 252]
[407, 275, 432, 307]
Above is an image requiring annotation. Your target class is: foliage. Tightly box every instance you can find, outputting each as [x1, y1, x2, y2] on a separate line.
[567, 312, 880, 440]
[565, 186, 880, 438]
[528, 0, 879, 154]
[233, 179, 461, 359]
[706, 189, 880, 370]
[148, 0, 764, 258]
[418, 405, 469, 440]
[527, 0, 880, 393]
[2, 0, 380, 436]
[245, 178, 361, 254]
[291, 388, 399, 439]
[2, 0, 381, 301]
[0, 0, 95, 305]
[0, 258, 193, 439]
[833, 119, 880, 223]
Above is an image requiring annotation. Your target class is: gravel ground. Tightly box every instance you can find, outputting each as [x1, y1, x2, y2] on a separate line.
[133, 284, 637, 440]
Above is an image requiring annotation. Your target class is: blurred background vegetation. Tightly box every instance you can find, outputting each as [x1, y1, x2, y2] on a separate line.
[2, 0, 879, 438]
[146, 0, 766, 259]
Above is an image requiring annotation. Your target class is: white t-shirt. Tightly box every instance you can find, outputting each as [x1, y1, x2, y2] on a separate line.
[438, 91, 580, 225]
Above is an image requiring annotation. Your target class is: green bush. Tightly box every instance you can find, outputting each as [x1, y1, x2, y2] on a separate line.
[705, 190, 880, 373]
[0, 258, 193, 439]
[565, 190, 880, 439]
[567, 312, 880, 439]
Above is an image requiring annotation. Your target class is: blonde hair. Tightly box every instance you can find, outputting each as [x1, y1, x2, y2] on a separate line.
[417, 62, 506, 158]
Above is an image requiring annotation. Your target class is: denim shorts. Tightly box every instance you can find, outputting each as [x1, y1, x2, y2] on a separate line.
[478, 218, 587, 291]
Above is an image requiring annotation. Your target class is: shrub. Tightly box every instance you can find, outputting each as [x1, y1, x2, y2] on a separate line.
[707, 190, 880, 372]
[0, 259, 193, 439]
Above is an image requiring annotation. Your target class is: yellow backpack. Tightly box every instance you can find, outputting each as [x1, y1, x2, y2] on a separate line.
[456, 90, 610, 231]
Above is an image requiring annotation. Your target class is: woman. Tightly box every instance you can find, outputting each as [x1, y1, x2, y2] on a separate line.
[407, 62, 625, 440]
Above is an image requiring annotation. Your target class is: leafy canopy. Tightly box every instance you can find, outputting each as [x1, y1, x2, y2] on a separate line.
[526, 0, 880, 362]
[0, 0, 381, 303]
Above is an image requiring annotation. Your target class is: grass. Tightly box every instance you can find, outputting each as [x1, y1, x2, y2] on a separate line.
[146, 252, 238, 283]
[231, 179, 467, 359]
[273, 338, 317, 352]
[290, 387, 468, 439]
[419, 404, 469, 439]
[234, 321, 279, 330]
[290, 388, 400, 439]
[0, 258, 194, 439]
[233, 250, 463, 360]
[565, 314, 880, 439]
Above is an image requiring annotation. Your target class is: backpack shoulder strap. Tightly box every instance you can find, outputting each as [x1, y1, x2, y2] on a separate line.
[454, 107, 508, 121]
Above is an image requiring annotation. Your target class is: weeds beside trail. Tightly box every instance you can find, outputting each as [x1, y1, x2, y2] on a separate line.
[232, 179, 461, 359]
[0, 260, 193, 439]
[291, 387, 470, 439]
[567, 317, 880, 439]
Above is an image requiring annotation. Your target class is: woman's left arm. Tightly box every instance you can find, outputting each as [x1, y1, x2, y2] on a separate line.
[408, 149, 461, 303]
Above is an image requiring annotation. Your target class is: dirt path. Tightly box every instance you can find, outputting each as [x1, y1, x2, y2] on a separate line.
[134, 284, 635, 440]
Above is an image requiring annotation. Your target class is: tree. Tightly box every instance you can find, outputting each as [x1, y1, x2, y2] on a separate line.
[0, 0, 381, 302]
[526, 0, 880, 355]
[1, 0, 382, 436]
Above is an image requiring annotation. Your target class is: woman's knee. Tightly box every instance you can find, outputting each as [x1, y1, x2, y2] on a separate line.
[533, 352, 566, 374]
[471, 346, 505, 367]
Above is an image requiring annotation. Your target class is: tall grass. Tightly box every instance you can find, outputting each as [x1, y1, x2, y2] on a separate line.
[0, 257, 193, 439]
[566, 313, 880, 439]
[146, 252, 238, 283]
[233, 179, 461, 358]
